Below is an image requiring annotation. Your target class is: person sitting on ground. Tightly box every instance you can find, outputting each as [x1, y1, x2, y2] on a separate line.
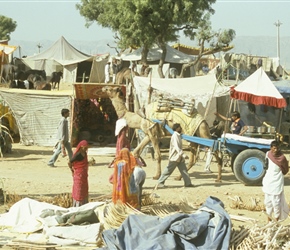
[214, 111, 248, 136]
[112, 148, 146, 210]
[262, 140, 289, 222]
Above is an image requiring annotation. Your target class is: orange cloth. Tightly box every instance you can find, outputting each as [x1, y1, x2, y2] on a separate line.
[112, 148, 138, 208]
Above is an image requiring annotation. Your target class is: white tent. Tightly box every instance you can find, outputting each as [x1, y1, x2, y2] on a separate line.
[121, 44, 195, 64]
[231, 67, 287, 108]
[22, 36, 94, 83]
[0, 89, 72, 146]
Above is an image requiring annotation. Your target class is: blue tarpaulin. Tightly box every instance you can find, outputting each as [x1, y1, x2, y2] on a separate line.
[100, 196, 231, 250]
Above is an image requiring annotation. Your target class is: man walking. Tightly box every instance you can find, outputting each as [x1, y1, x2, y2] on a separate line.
[47, 108, 73, 167]
[155, 123, 193, 188]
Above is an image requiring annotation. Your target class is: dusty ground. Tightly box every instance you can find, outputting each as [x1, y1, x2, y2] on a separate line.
[1, 142, 290, 230]
[1, 82, 290, 250]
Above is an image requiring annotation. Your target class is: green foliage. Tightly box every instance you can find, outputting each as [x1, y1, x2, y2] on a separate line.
[76, 0, 216, 50]
[76, 0, 235, 77]
[0, 15, 17, 40]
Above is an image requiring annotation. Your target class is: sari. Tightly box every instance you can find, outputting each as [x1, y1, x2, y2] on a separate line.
[112, 148, 139, 208]
[71, 140, 89, 207]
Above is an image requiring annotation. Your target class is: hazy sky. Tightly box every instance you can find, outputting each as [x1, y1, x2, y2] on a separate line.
[1, 0, 290, 43]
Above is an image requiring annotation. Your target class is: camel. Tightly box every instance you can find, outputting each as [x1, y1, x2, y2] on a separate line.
[102, 86, 222, 182]
[115, 64, 152, 84]
[116, 67, 139, 84]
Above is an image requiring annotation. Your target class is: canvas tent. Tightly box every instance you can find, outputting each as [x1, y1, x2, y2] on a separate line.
[0, 89, 72, 146]
[121, 44, 196, 78]
[22, 36, 94, 83]
[231, 67, 287, 108]
[229, 67, 287, 132]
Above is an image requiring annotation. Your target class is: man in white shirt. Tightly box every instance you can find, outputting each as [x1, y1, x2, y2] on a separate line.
[262, 140, 289, 222]
[156, 123, 193, 188]
[47, 108, 73, 167]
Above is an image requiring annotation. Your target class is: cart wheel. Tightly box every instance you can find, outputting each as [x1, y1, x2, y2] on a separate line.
[233, 149, 266, 186]
[230, 154, 237, 171]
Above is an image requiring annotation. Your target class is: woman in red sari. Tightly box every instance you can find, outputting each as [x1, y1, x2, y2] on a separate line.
[68, 140, 89, 207]
[112, 148, 140, 209]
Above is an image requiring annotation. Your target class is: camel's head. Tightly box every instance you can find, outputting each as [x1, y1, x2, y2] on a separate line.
[102, 86, 124, 99]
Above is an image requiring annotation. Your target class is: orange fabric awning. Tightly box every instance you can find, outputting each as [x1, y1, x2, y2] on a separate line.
[73, 83, 126, 99]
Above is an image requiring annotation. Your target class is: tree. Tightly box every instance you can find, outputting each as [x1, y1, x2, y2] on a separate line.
[179, 13, 236, 77]
[0, 15, 17, 40]
[76, 0, 234, 78]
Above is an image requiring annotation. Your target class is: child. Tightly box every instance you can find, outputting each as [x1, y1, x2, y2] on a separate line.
[262, 140, 289, 222]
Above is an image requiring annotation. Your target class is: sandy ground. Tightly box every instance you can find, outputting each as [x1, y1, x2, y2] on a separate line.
[2, 142, 290, 231]
[1, 82, 290, 250]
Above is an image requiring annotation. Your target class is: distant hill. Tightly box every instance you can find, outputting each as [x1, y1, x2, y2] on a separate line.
[9, 36, 290, 69]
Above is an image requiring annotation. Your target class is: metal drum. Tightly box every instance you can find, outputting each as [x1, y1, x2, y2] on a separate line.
[257, 126, 267, 134]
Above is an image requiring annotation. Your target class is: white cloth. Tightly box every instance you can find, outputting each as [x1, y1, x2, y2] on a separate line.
[262, 152, 289, 220]
[168, 131, 184, 162]
[24, 80, 30, 89]
[222, 133, 272, 145]
[133, 166, 146, 186]
[262, 152, 284, 195]
[264, 192, 289, 220]
[105, 63, 110, 83]
[115, 118, 127, 136]
[0, 198, 105, 245]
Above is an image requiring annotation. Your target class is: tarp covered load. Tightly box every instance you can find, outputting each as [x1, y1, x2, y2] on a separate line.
[231, 67, 287, 108]
[101, 196, 231, 250]
[0, 197, 231, 249]
[0, 89, 72, 146]
[133, 72, 230, 107]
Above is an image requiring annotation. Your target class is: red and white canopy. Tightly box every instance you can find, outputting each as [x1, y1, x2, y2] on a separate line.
[230, 67, 286, 108]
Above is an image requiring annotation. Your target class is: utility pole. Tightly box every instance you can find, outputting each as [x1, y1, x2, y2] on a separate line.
[37, 43, 43, 53]
[274, 20, 282, 66]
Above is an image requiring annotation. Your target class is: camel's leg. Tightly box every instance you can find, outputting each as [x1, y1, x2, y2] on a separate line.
[133, 130, 161, 180]
[148, 133, 161, 180]
[133, 135, 151, 158]
[174, 143, 197, 181]
[145, 124, 162, 180]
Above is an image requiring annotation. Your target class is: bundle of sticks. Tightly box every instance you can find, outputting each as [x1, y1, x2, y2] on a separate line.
[157, 95, 195, 114]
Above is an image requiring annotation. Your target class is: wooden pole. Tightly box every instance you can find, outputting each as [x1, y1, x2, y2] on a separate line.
[147, 69, 153, 105]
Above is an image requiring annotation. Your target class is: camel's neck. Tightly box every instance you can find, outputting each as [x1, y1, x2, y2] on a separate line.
[111, 97, 128, 118]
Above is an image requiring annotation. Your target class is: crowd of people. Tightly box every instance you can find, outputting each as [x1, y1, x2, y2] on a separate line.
[48, 108, 289, 221]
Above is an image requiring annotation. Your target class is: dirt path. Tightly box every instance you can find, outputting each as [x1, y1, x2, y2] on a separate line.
[2, 142, 290, 230]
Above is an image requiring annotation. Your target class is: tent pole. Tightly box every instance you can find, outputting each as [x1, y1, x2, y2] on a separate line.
[277, 108, 283, 134]
[224, 98, 234, 133]
[147, 69, 153, 105]
[0, 50, 4, 84]
[204, 78, 219, 120]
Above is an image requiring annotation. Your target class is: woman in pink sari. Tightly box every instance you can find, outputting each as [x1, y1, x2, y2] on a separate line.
[68, 140, 89, 207]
